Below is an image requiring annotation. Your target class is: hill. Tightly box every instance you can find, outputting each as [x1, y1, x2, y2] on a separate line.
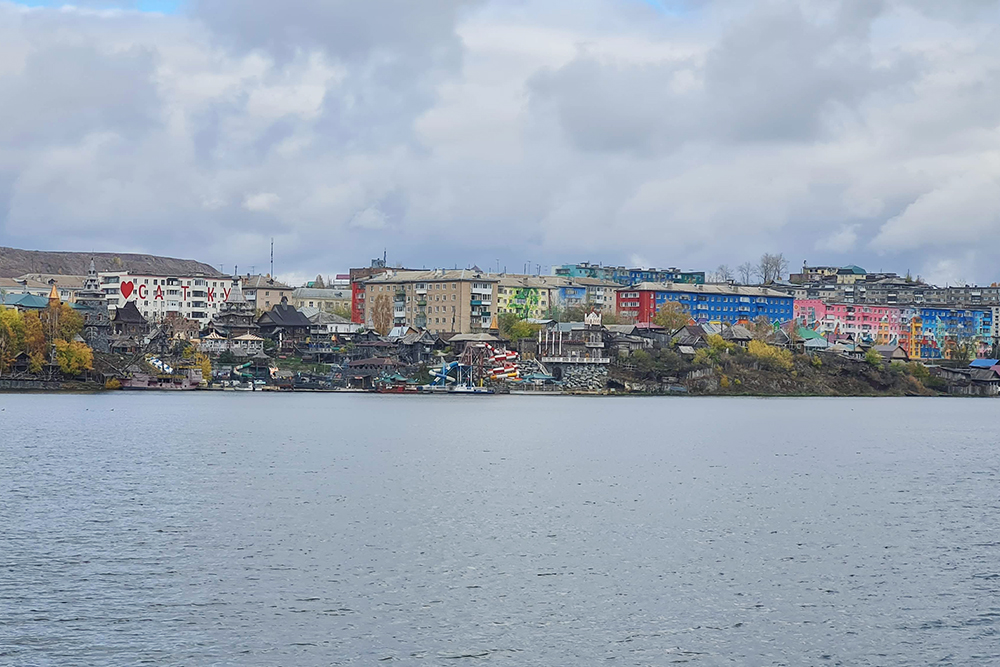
[0, 246, 224, 278]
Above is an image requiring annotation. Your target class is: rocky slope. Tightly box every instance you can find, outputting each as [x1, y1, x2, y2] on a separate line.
[0, 246, 223, 278]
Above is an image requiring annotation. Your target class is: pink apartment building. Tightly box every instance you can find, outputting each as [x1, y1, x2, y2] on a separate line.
[794, 300, 904, 343]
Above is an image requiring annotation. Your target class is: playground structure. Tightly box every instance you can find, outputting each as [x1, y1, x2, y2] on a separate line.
[422, 342, 520, 392]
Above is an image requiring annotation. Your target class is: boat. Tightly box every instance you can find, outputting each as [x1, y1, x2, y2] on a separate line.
[122, 371, 200, 390]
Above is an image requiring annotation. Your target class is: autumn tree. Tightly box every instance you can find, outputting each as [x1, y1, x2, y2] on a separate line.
[370, 293, 393, 335]
[54, 339, 93, 376]
[601, 311, 621, 325]
[652, 301, 690, 332]
[747, 340, 794, 371]
[23, 311, 47, 373]
[41, 302, 84, 344]
[0, 307, 26, 374]
[193, 352, 212, 382]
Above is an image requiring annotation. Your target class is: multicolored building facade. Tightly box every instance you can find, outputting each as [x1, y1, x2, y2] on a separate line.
[795, 299, 994, 360]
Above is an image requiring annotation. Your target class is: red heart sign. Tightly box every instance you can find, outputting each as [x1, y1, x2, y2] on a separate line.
[120, 281, 134, 299]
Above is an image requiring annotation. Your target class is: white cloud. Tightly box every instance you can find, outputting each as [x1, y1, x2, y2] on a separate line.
[816, 224, 860, 253]
[243, 192, 280, 212]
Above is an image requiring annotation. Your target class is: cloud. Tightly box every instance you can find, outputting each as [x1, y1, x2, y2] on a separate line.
[3, 0, 1000, 283]
[871, 175, 1000, 252]
[815, 225, 861, 253]
[243, 192, 279, 212]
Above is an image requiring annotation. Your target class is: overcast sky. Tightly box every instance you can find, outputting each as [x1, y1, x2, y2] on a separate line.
[2, 0, 1000, 285]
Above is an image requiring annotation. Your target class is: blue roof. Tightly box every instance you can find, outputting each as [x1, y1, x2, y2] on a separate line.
[969, 359, 998, 368]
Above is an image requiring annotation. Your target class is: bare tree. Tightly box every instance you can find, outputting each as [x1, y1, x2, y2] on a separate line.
[751, 315, 773, 341]
[715, 264, 734, 282]
[737, 262, 756, 285]
[756, 253, 790, 284]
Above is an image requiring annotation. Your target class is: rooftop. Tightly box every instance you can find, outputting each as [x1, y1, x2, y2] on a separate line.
[366, 269, 496, 283]
[14, 274, 87, 290]
[292, 287, 350, 299]
[243, 275, 291, 290]
[622, 282, 792, 298]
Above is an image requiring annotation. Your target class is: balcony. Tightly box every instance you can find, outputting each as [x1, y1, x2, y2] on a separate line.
[417, 299, 427, 306]
[470, 299, 491, 306]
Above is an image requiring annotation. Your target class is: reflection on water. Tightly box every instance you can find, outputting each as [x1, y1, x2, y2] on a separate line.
[1, 394, 998, 665]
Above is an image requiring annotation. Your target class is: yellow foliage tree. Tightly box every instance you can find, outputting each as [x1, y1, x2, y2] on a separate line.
[54, 339, 94, 376]
[747, 339, 793, 371]
[23, 311, 47, 373]
[0, 306, 26, 374]
[41, 303, 84, 344]
[706, 333, 734, 353]
[194, 352, 212, 381]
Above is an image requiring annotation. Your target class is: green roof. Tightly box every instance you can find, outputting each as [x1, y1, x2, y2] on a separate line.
[1, 293, 49, 309]
[797, 326, 825, 340]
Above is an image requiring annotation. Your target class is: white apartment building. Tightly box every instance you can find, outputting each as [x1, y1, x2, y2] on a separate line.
[98, 271, 239, 326]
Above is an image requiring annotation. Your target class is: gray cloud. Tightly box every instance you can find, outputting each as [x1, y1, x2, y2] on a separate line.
[2, 0, 1000, 284]
[530, 0, 916, 154]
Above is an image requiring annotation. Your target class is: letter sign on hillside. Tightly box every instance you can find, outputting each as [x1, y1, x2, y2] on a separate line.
[207, 287, 215, 302]
[155, 286, 164, 300]
[120, 281, 134, 299]
[137, 284, 148, 300]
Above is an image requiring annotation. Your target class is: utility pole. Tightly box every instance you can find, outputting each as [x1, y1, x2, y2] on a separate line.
[270, 238, 274, 277]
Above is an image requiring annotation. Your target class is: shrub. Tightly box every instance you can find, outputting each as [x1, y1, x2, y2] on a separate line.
[747, 340, 793, 371]
[693, 348, 714, 365]
[907, 362, 930, 380]
[864, 349, 884, 369]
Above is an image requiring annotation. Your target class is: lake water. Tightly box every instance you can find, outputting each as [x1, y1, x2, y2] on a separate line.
[1, 394, 998, 666]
